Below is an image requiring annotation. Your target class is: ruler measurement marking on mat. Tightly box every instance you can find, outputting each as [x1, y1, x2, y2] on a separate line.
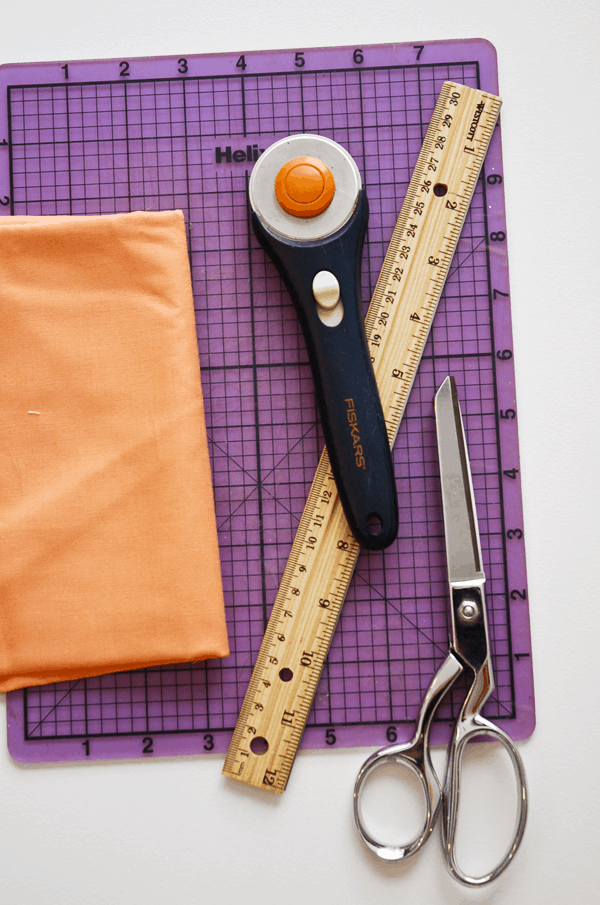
[223, 82, 502, 793]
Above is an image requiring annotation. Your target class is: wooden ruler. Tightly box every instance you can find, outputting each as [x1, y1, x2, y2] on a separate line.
[223, 82, 502, 792]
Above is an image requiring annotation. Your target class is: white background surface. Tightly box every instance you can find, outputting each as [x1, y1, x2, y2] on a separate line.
[1, 2, 599, 903]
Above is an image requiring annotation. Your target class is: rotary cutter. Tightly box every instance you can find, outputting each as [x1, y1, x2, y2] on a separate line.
[249, 135, 398, 550]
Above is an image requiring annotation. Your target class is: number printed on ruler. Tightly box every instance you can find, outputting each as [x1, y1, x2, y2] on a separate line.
[223, 82, 502, 793]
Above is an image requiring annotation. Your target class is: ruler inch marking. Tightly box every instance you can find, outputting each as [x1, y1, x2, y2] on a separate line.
[223, 82, 501, 792]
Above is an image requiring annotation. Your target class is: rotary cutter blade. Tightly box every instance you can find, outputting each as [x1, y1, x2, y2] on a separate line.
[249, 135, 398, 550]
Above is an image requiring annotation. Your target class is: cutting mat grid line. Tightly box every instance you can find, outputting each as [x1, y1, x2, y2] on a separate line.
[2, 44, 532, 762]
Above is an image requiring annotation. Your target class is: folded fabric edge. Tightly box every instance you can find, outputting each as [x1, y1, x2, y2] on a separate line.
[0, 643, 231, 694]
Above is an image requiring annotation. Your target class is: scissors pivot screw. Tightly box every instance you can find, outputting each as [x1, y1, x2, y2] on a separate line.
[457, 600, 479, 622]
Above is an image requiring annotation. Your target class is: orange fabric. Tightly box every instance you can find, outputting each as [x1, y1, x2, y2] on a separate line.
[0, 210, 228, 692]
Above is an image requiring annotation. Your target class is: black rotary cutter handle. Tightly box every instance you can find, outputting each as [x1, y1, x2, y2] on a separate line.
[251, 192, 398, 550]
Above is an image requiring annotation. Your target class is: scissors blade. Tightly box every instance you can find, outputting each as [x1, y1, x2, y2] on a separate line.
[434, 377, 485, 585]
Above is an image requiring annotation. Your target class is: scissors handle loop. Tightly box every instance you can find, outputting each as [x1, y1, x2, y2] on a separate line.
[353, 743, 438, 861]
[353, 653, 462, 862]
[442, 710, 528, 887]
[354, 653, 527, 885]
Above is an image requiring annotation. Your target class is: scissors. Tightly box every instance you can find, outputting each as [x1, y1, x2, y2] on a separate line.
[353, 376, 527, 887]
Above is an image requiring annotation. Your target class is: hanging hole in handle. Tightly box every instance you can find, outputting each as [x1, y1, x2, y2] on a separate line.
[367, 513, 382, 537]
[357, 759, 428, 851]
[433, 183, 448, 196]
[450, 734, 524, 882]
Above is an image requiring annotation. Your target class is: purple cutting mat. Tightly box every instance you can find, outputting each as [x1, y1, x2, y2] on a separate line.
[0, 39, 534, 764]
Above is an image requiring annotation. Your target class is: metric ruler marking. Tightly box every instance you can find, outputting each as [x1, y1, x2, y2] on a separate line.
[223, 83, 502, 793]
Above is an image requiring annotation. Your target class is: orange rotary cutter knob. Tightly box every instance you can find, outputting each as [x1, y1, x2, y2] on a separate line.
[274, 156, 335, 218]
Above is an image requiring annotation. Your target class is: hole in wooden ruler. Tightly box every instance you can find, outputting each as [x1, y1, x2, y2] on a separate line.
[433, 183, 448, 197]
[250, 736, 269, 755]
[279, 668, 293, 682]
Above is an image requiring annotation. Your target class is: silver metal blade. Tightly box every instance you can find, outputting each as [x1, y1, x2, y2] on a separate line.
[434, 376, 485, 584]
